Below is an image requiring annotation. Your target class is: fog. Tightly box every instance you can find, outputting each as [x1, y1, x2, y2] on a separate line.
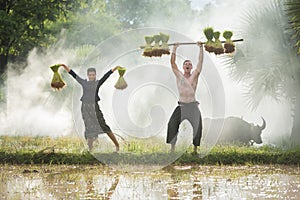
[0, 0, 295, 145]
[0, 45, 91, 136]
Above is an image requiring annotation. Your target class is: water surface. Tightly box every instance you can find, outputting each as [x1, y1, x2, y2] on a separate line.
[0, 165, 299, 199]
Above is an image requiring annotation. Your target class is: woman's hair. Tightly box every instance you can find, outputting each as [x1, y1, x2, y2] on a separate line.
[87, 68, 96, 74]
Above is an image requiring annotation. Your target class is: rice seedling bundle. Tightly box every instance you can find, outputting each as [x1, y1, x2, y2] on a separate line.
[50, 64, 65, 90]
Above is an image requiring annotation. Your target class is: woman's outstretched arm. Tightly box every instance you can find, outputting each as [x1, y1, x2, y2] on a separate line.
[60, 64, 85, 85]
[97, 66, 120, 87]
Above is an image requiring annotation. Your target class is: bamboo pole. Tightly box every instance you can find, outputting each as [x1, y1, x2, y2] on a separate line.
[140, 39, 244, 49]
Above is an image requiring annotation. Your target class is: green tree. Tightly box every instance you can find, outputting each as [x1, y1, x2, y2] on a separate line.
[285, 0, 300, 145]
[286, 0, 300, 54]
[223, 0, 300, 146]
[0, 0, 77, 109]
[60, 0, 121, 47]
[106, 0, 198, 31]
[106, 0, 151, 29]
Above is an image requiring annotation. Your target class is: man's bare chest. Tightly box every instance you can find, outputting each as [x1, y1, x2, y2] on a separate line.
[179, 76, 196, 87]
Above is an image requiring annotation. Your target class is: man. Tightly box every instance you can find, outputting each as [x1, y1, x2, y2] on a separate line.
[60, 64, 120, 151]
[166, 42, 204, 154]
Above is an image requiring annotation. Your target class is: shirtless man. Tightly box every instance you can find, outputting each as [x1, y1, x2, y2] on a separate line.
[166, 42, 204, 154]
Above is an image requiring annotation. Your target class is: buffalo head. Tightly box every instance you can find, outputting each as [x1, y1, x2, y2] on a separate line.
[250, 117, 266, 144]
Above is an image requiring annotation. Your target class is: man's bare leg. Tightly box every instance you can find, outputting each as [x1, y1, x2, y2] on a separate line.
[87, 138, 95, 151]
[171, 144, 175, 153]
[107, 132, 120, 152]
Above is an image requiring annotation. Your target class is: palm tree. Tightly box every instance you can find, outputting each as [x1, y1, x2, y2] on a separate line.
[223, 0, 300, 146]
[285, 0, 300, 145]
[286, 0, 300, 54]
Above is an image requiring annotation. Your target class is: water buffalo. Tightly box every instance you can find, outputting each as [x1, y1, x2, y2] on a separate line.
[202, 117, 266, 145]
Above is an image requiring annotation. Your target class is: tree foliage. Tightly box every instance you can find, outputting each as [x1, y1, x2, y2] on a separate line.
[106, 0, 197, 31]
[58, 0, 121, 47]
[286, 0, 300, 54]
[0, 0, 78, 63]
[223, 0, 300, 109]
[106, 0, 152, 29]
[0, 0, 78, 109]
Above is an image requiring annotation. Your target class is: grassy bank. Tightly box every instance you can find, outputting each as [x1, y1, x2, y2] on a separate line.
[1, 136, 300, 165]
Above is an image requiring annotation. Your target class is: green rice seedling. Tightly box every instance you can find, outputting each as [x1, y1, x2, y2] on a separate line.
[142, 36, 154, 57]
[203, 27, 215, 53]
[213, 31, 224, 55]
[223, 30, 235, 53]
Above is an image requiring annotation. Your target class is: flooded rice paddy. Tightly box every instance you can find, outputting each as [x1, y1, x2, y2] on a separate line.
[0, 165, 299, 199]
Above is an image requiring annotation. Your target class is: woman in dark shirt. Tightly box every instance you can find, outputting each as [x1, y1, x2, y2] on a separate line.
[60, 64, 120, 151]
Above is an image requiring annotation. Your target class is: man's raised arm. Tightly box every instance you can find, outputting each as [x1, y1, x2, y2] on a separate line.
[171, 43, 180, 73]
[195, 42, 204, 75]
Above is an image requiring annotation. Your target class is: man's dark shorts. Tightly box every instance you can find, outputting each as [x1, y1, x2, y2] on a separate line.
[166, 101, 202, 146]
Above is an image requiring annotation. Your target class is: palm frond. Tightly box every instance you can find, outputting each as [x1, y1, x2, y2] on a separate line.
[285, 0, 300, 53]
[222, 0, 300, 110]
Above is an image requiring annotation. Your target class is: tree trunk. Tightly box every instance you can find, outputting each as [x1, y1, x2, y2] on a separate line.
[0, 53, 8, 113]
[290, 91, 300, 147]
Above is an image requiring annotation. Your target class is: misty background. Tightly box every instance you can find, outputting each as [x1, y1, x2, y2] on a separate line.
[0, 0, 299, 146]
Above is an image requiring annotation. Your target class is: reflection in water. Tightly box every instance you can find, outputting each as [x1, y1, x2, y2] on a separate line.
[84, 174, 119, 199]
[167, 173, 179, 199]
[193, 179, 202, 200]
[0, 165, 299, 199]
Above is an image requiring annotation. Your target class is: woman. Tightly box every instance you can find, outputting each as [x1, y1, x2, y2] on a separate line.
[60, 64, 120, 151]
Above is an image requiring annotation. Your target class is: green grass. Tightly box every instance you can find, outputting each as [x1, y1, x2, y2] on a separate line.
[1, 136, 300, 165]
